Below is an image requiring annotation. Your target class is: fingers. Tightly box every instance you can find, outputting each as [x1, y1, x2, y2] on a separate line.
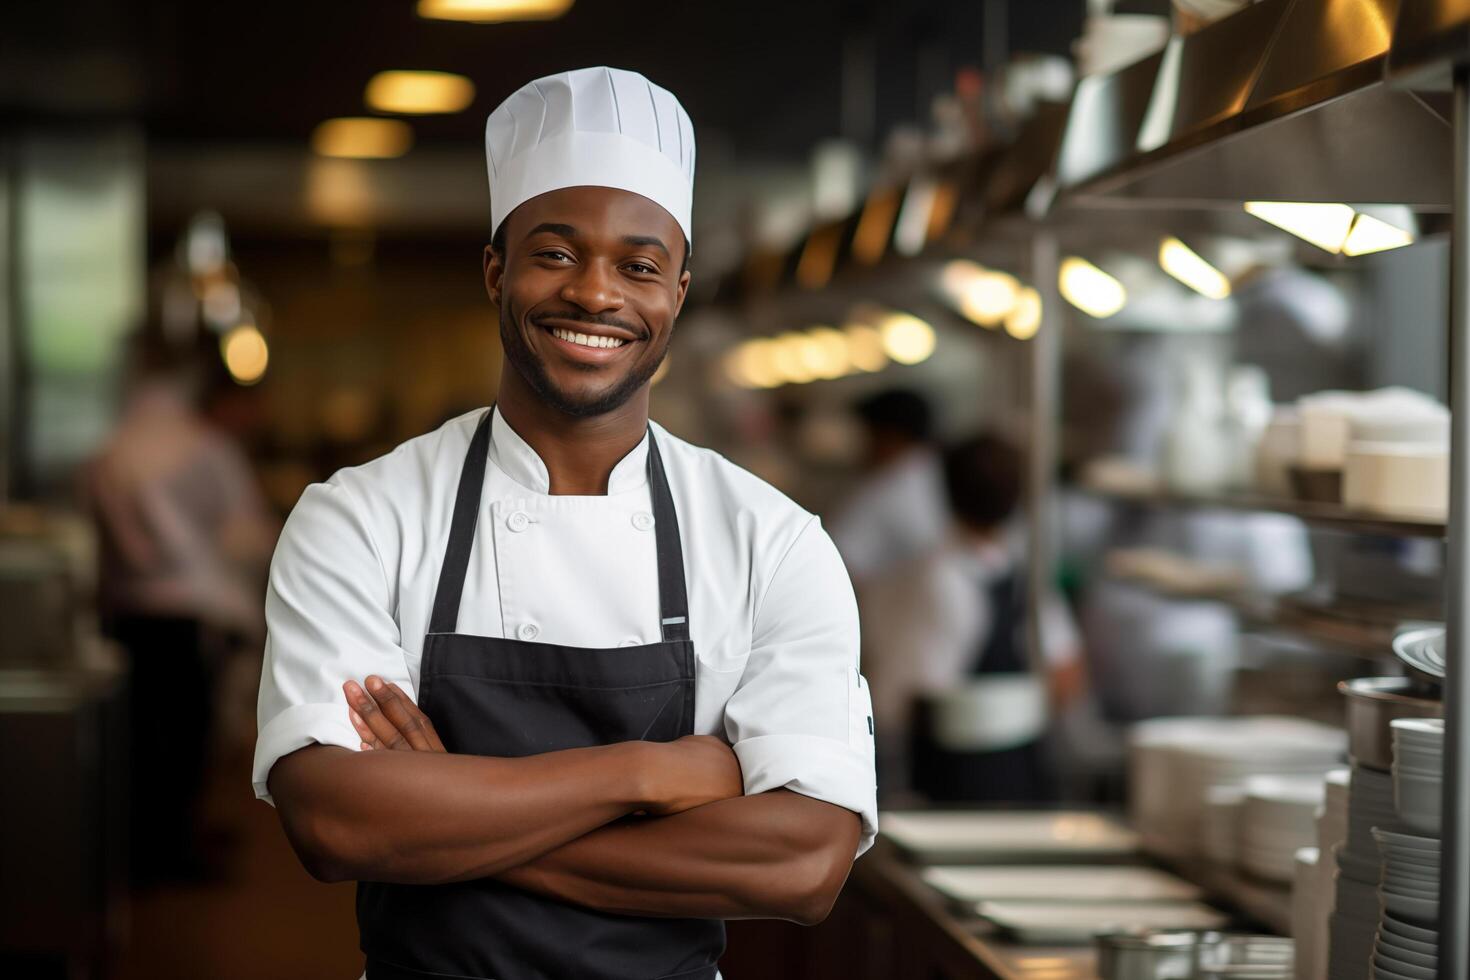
[344, 679, 408, 750]
[383, 680, 446, 752]
[348, 706, 383, 749]
[363, 676, 440, 752]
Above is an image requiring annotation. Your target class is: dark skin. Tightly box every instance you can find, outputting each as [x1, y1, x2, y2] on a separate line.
[266, 185, 863, 926]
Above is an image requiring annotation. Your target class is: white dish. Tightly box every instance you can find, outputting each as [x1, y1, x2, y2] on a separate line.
[1379, 924, 1438, 956]
[1382, 914, 1439, 944]
[880, 811, 1138, 863]
[1395, 773, 1442, 835]
[1382, 880, 1440, 900]
[1379, 887, 1439, 923]
[1376, 939, 1437, 970]
[1374, 828, 1441, 853]
[1373, 948, 1437, 980]
[975, 899, 1228, 945]
[1392, 718, 1444, 739]
[920, 865, 1201, 905]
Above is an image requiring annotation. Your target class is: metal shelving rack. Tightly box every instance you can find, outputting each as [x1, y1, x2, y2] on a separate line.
[1027, 4, 1470, 978]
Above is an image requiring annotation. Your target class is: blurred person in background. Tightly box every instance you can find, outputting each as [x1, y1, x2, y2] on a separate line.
[84, 329, 277, 884]
[829, 388, 946, 586]
[861, 432, 1086, 805]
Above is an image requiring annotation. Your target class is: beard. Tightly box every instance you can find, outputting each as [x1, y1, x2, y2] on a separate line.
[499, 298, 669, 419]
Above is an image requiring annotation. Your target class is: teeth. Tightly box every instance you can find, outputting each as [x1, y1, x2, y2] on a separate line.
[551, 327, 626, 349]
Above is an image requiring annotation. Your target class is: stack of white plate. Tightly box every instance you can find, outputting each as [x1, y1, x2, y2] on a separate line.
[1373, 913, 1440, 980]
[1391, 719, 1443, 835]
[1130, 717, 1346, 860]
[1204, 784, 1247, 864]
[1292, 847, 1321, 980]
[1308, 771, 1350, 980]
[1327, 766, 1397, 980]
[1373, 828, 1440, 927]
[1240, 775, 1327, 883]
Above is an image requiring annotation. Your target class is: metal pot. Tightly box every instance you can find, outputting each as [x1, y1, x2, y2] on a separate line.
[1097, 930, 1212, 980]
[1338, 677, 1443, 771]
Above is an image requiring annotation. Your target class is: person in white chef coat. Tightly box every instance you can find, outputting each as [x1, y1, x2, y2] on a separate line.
[253, 67, 876, 980]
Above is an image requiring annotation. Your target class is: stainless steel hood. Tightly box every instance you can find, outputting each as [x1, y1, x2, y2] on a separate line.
[1054, 0, 1456, 212]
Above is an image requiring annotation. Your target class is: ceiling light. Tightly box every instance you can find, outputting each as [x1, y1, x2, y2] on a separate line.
[1059, 257, 1126, 318]
[312, 118, 413, 159]
[843, 323, 888, 372]
[893, 177, 937, 257]
[365, 71, 476, 115]
[221, 324, 269, 385]
[725, 339, 782, 389]
[1342, 212, 1414, 256]
[941, 260, 1020, 327]
[417, 0, 574, 23]
[1243, 201, 1355, 254]
[1159, 236, 1231, 299]
[803, 326, 851, 379]
[1004, 287, 1042, 340]
[851, 189, 900, 266]
[879, 312, 936, 365]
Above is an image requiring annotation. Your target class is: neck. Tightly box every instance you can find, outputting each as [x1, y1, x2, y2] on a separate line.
[495, 370, 651, 495]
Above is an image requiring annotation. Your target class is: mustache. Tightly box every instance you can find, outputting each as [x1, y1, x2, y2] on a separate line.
[529, 310, 645, 339]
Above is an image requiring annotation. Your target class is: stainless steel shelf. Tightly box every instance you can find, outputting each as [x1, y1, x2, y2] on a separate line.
[1077, 482, 1447, 539]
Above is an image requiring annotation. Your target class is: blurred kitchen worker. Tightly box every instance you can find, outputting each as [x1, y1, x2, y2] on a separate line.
[829, 387, 946, 585]
[861, 432, 1085, 804]
[85, 330, 277, 883]
[255, 67, 875, 980]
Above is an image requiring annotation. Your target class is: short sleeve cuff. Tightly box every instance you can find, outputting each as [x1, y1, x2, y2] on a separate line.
[253, 702, 362, 805]
[732, 733, 879, 856]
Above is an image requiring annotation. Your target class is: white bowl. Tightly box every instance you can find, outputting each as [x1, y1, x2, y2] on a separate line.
[1392, 718, 1444, 738]
[1382, 879, 1440, 899]
[1374, 828, 1441, 853]
[1379, 926, 1438, 956]
[1375, 938, 1437, 970]
[1382, 913, 1438, 944]
[1395, 774, 1442, 835]
[1374, 948, 1437, 980]
[1380, 887, 1439, 923]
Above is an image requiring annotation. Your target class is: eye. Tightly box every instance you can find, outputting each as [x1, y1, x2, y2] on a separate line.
[535, 249, 574, 263]
[624, 261, 659, 276]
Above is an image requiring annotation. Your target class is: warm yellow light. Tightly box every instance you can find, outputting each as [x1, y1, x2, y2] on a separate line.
[312, 118, 413, 159]
[844, 323, 888, 372]
[795, 225, 842, 290]
[1342, 212, 1414, 256]
[417, 0, 574, 22]
[770, 332, 819, 384]
[365, 71, 476, 115]
[942, 260, 1021, 328]
[221, 325, 269, 385]
[1005, 287, 1042, 340]
[803, 326, 851, 379]
[852, 189, 900, 265]
[726, 340, 782, 389]
[1244, 201, 1356, 254]
[879, 312, 936, 365]
[1059, 256, 1126, 318]
[1159, 236, 1231, 299]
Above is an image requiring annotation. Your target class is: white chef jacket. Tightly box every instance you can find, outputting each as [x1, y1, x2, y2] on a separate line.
[828, 446, 947, 584]
[253, 406, 878, 856]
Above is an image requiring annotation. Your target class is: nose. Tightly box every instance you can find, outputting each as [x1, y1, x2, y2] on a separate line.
[559, 258, 624, 315]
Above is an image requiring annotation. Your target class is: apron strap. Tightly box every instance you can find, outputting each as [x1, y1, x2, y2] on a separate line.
[429, 408, 493, 635]
[427, 407, 692, 641]
[646, 429, 691, 643]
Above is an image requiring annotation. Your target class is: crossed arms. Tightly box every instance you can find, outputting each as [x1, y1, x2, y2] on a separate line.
[266, 675, 862, 925]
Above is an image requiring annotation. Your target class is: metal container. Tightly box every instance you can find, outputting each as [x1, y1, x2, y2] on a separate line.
[1096, 930, 1210, 980]
[1339, 677, 1443, 771]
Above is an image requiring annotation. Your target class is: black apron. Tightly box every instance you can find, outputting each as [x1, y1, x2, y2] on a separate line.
[357, 409, 725, 980]
[910, 570, 1052, 804]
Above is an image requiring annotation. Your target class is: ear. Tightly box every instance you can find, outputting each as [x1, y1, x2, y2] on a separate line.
[483, 245, 505, 307]
[672, 269, 691, 322]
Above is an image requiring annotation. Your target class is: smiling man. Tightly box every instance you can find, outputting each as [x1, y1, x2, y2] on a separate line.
[253, 67, 877, 980]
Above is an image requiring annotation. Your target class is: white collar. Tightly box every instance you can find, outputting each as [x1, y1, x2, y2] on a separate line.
[486, 406, 652, 496]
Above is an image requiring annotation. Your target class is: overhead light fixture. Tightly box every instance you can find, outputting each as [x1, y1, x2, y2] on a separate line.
[1342, 211, 1415, 256]
[1159, 236, 1231, 299]
[221, 324, 269, 385]
[843, 322, 888, 372]
[312, 117, 413, 159]
[365, 71, 476, 114]
[1243, 201, 1356, 254]
[795, 224, 843, 290]
[417, 0, 574, 23]
[770, 332, 818, 385]
[803, 326, 851, 379]
[893, 177, 937, 257]
[851, 188, 901, 265]
[1004, 287, 1042, 340]
[941, 259, 1020, 327]
[1059, 256, 1126, 318]
[725, 339, 781, 389]
[878, 311, 936, 365]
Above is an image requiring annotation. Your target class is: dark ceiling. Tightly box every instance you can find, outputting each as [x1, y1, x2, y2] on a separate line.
[5, 0, 1086, 163]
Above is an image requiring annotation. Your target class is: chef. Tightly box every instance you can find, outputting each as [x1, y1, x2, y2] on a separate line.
[253, 67, 877, 980]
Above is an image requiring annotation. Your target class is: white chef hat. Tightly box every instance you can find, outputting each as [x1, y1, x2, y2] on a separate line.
[485, 67, 695, 244]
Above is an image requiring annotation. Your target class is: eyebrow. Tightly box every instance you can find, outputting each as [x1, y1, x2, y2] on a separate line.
[525, 224, 670, 259]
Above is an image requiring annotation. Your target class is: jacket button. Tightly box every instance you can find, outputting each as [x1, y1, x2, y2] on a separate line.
[507, 511, 530, 532]
[517, 622, 540, 641]
[632, 511, 655, 531]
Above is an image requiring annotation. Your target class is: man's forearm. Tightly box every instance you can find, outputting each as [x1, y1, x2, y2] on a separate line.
[268, 742, 656, 885]
[496, 789, 863, 925]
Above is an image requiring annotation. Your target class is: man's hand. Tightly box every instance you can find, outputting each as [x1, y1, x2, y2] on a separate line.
[345, 676, 445, 752]
[343, 677, 743, 814]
